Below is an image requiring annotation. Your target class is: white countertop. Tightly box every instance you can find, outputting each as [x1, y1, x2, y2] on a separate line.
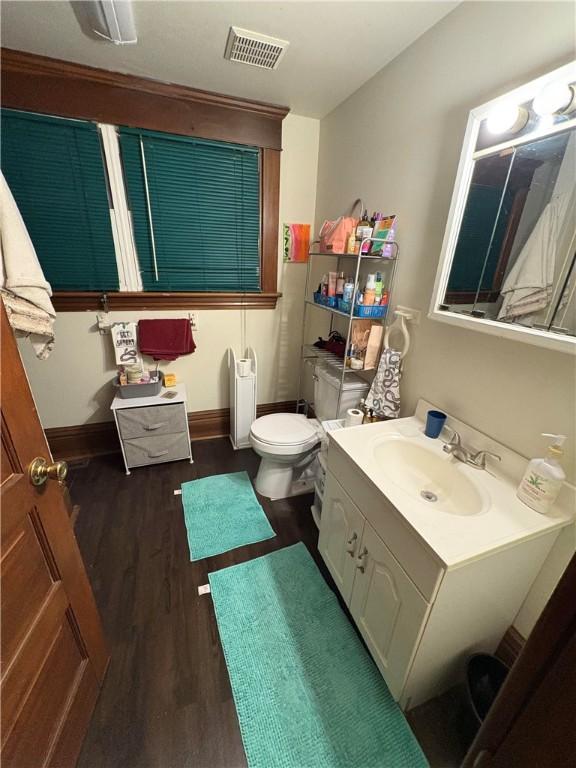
[111, 383, 187, 410]
[329, 403, 574, 568]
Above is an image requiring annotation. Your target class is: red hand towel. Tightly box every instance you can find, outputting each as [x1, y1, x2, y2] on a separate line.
[138, 319, 196, 361]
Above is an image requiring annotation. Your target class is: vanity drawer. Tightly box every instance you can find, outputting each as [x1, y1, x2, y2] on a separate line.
[116, 403, 187, 439]
[123, 432, 190, 468]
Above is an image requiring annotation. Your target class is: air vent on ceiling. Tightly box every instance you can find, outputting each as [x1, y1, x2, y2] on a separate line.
[224, 27, 289, 70]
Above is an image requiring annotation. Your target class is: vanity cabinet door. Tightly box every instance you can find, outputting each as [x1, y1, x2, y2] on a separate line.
[350, 520, 429, 700]
[318, 472, 365, 605]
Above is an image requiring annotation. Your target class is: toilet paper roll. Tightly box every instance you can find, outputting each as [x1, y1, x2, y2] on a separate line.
[237, 359, 252, 377]
[345, 408, 364, 427]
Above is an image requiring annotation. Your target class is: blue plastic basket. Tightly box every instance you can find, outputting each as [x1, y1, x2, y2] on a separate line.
[337, 299, 388, 318]
[355, 305, 388, 318]
[313, 292, 338, 308]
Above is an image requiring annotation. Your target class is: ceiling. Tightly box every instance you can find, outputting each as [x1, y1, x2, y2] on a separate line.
[0, 1, 458, 118]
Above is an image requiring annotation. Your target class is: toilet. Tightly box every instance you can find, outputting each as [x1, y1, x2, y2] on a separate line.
[250, 363, 369, 499]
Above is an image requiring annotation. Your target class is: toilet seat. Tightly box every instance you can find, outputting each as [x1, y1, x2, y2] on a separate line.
[250, 413, 320, 455]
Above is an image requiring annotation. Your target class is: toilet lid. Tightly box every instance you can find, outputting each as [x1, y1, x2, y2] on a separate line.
[251, 413, 319, 446]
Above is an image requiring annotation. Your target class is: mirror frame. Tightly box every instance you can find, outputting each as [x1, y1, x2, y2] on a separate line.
[430, 61, 576, 355]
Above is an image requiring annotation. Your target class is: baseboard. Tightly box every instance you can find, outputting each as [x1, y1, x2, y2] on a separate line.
[496, 625, 525, 667]
[46, 400, 297, 461]
[47, 421, 119, 461]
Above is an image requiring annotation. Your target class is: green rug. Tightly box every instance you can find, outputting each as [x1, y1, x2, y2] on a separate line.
[209, 543, 428, 768]
[181, 472, 275, 561]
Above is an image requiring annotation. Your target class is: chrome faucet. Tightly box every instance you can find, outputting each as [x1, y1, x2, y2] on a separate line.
[442, 430, 469, 463]
[443, 430, 501, 470]
[468, 449, 502, 470]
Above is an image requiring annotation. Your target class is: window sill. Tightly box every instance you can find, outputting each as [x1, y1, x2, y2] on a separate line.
[52, 291, 282, 312]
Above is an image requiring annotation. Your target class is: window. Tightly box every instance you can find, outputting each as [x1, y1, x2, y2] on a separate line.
[1, 109, 118, 291]
[119, 128, 261, 292]
[1, 108, 277, 309]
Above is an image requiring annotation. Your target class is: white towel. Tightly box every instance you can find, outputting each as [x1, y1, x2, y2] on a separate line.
[0, 172, 55, 358]
[365, 348, 402, 419]
[498, 193, 570, 322]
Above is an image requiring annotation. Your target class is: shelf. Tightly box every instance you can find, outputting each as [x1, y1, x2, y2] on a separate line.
[308, 251, 397, 261]
[302, 344, 377, 379]
[304, 299, 388, 321]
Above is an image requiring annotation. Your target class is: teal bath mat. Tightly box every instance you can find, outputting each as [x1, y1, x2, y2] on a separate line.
[181, 471, 275, 561]
[209, 543, 428, 768]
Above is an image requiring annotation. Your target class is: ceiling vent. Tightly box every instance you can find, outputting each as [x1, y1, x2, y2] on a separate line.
[224, 27, 289, 70]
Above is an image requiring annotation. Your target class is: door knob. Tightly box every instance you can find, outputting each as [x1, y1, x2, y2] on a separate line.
[29, 457, 68, 486]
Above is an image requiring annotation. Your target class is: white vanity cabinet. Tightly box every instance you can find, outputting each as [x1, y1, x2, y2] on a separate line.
[319, 462, 561, 710]
[349, 520, 430, 700]
[320, 475, 430, 701]
[318, 480, 365, 604]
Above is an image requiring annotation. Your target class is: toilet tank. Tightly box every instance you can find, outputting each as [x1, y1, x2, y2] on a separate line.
[313, 363, 370, 421]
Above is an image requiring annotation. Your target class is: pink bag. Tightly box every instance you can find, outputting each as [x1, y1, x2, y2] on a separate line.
[319, 199, 363, 253]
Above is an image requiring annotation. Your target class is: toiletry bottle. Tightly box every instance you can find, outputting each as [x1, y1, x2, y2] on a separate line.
[336, 271, 345, 297]
[320, 273, 328, 296]
[346, 230, 357, 254]
[356, 210, 370, 251]
[327, 271, 337, 297]
[343, 278, 354, 304]
[374, 272, 383, 304]
[517, 434, 566, 514]
[360, 209, 374, 253]
[364, 274, 376, 306]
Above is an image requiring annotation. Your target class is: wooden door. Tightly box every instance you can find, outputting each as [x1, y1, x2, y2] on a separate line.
[1, 305, 108, 767]
[318, 472, 365, 605]
[463, 553, 576, 768]
[349, 520, 429, 701]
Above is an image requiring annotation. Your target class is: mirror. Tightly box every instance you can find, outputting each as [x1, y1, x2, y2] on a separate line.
[432, 62, 576, 353]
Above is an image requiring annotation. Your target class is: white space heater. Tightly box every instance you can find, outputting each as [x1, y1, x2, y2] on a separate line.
[228, 347, 257, 450]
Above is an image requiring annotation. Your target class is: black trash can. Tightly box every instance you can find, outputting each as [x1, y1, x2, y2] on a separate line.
[461, 653, 510, 746]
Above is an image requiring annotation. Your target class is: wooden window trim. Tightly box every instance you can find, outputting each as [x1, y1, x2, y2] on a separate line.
[52, 291, 281, 312]
[1, 48, 286, 311]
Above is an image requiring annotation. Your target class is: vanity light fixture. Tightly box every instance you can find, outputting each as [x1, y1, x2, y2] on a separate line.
[486, 103, 529, 135]
[533, 81, 576, 116]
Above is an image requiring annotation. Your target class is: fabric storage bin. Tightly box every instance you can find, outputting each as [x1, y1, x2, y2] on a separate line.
[116, 403, 187, 440]
[113, 373, 163, 399]
[123, 432, 191, 468]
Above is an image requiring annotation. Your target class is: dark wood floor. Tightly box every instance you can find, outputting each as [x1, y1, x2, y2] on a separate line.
[71, 438, 466, 768]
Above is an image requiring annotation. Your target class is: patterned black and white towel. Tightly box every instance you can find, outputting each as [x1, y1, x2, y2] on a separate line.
[365, 348, 401, 418]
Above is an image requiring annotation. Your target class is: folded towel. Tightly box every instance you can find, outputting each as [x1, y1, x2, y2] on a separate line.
[138, 319, 196, 361]
[365, 348, 402, 419]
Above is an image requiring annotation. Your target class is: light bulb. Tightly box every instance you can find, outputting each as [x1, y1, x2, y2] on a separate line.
[486, 104, 528, 135]
[533, 81, 575, 116]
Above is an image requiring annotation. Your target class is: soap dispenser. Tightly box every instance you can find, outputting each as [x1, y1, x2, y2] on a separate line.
[517, 434, 566, 514]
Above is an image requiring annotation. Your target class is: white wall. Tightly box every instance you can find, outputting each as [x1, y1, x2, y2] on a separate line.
[17, 113, 320, 426]
[314, 1, 575, 637]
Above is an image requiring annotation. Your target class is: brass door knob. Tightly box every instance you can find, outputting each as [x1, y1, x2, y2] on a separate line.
[29, 457, 68, 486]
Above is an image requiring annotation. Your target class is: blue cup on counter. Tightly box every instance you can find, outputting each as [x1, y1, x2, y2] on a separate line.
[425, 410, 447, 439]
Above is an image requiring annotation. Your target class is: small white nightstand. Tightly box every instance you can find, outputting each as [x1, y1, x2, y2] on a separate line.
[111, 384, 193, 475]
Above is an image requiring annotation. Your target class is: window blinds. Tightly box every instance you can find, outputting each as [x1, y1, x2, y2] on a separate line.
[119, 127, 261, 292]
[1, 109, 118, 291]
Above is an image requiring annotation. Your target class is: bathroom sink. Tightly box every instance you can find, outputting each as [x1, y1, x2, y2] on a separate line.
[372, 437, 488, 516]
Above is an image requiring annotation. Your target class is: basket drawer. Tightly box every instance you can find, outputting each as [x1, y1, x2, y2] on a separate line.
[116, 403, 187, 439]
[123, 432, 190, 468]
